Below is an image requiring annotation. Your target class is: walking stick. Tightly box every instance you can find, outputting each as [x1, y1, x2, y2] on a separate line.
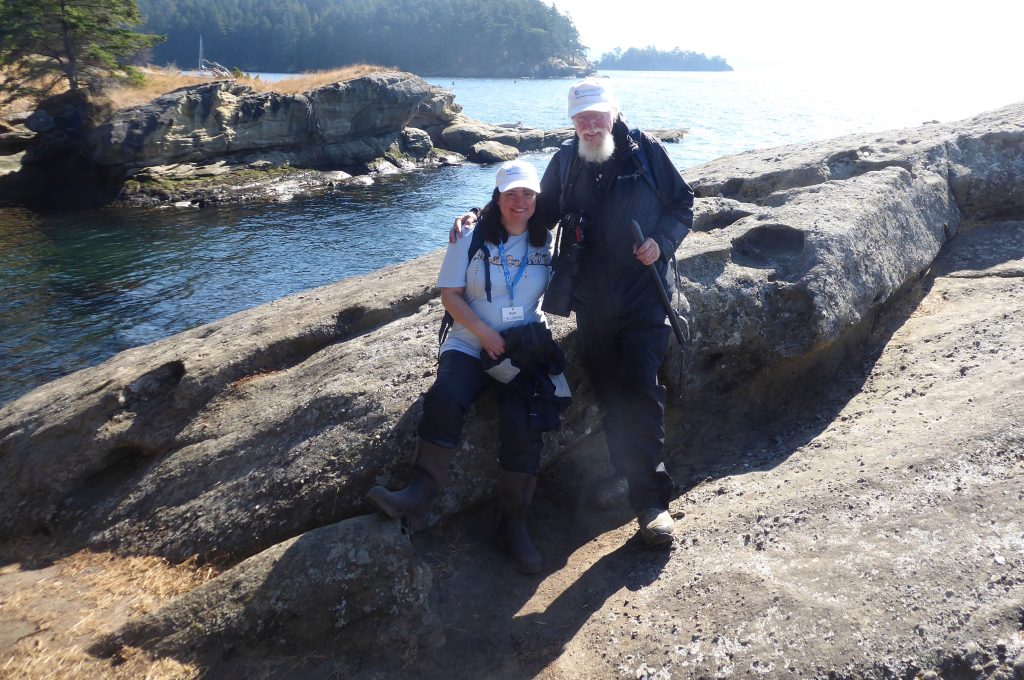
[630, 219, 687, 346]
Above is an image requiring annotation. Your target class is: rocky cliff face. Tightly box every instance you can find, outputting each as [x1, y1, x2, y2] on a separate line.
[2, 102, 1023, 676]
[1, 72, 459, 209]
[88, 72, 435, 170]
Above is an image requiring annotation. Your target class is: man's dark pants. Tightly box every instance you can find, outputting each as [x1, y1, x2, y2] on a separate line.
[576, 303, 674, 511]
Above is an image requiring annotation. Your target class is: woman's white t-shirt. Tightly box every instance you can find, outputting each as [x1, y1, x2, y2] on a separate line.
[436, 229, 553, 357]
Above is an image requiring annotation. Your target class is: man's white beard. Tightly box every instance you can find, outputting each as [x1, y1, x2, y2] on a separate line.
[578, 130, 614, 164]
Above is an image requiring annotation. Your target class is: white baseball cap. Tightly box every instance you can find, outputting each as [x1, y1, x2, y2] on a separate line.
[567, 77, 617, 118]
[495, 159, 541, 193]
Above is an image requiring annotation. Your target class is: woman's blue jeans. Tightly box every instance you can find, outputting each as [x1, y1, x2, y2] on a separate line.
[418, 350, 544, 475]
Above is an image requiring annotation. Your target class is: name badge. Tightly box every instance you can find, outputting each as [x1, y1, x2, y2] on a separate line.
[502, 306, 525, 323]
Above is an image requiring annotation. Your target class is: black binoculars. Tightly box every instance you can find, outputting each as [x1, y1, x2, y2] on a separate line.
[542, 212, 587, 317]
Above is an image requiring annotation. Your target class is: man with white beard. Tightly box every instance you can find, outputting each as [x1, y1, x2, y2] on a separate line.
[455, 77, 695, 548]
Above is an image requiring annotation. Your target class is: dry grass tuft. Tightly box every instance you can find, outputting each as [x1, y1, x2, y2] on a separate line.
[420, 525, 471, 583]
[101, 65, 211, 111]
[103, 63, 396, 110]
[57, 551, 217, 614]
[2, 644, 200, 680]
[2, 62, 396, 114]
[1, 548, 220, 679]
[244, 64, 396, 94]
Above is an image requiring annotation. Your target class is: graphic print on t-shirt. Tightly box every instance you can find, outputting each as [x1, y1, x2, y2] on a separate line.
[476, 246, 552, 269]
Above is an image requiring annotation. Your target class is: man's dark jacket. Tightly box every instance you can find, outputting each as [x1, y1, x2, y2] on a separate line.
[534, 117, 695, 316]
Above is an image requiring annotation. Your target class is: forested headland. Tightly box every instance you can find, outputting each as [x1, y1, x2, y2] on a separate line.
[136, 0, 587, 77]
[596, 46, 733, 71]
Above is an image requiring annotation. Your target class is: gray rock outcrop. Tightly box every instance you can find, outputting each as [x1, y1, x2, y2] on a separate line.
[0, 73, 466, 209]
[436, 114, 566, 154]
[0, 115, 33, 178]
[91, 514, 438, 664]
[401, 127, 434, 157]
[469, 140, 519, 162]
[428, 115, 685, 161]
[675, 106, 1024, 398]
[88, 72, 436, 171]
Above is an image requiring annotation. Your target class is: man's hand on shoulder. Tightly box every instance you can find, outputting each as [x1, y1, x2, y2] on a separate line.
[450, 212, 477, 244]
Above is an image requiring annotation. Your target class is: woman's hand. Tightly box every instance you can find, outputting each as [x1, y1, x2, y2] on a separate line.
[476, 326, 506, 361]
[450, 212, 477, 244]
[440, 287, 505, 360]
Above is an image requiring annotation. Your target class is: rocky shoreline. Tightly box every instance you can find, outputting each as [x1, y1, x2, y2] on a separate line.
[0, 70, 684, 211]
[1, 99, 1022, 677]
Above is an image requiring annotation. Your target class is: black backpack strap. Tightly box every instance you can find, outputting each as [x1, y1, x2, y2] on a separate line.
[479, 246, 492, 302]
[628, 128, 661, 202]
[556, 139, 579, 218]
[438, 311, 455, 348]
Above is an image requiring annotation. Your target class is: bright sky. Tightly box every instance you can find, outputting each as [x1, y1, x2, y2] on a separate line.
[549, 0, 1024, 74]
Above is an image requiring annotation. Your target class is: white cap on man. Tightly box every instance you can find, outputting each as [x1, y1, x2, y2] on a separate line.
[495, 159, 541, 193]
[567, 77, 617, 118]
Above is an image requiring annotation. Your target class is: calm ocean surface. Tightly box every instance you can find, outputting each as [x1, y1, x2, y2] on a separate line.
[2, 68, 1021, 404]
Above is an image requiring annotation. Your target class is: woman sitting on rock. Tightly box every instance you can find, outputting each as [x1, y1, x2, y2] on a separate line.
[367, 159, 562, 574]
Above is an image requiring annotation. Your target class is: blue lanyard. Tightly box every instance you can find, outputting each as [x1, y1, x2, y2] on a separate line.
[496, 238, 528, 303]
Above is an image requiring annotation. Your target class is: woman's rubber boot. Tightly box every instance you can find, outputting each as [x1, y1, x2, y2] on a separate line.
[366, 440, 454, 523]
[497, 470, 543, 574]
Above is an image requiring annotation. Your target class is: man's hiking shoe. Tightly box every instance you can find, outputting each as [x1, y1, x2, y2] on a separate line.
[638, 508, 674, 547]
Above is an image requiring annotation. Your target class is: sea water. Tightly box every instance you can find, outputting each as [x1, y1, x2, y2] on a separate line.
[1, 68, 1021, 404]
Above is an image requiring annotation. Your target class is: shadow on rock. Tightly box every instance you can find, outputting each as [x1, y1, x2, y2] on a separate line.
[507, 536, 672, 677]
[929, 219, 1024, 278]
[365, 453, 673, 680]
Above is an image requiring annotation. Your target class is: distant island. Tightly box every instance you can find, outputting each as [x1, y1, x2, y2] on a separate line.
[137, 0, 591, 78]
[596, 46, 733, 72]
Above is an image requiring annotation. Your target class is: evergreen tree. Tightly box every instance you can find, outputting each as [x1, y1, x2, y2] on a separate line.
[596, 45, 732, 72]
[136, 0, 584, 76]
[0, 0, 163, 103]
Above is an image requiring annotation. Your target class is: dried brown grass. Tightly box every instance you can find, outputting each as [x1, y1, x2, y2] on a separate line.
[101, 65, 210, 111]
[2, 645, 200, 680]
[2, 62, 395, 115]
[0, 69, 68, 117]
[103, 63, 396, 111]
[0, 548, 220, 679]
[245, 64, 395, 94]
